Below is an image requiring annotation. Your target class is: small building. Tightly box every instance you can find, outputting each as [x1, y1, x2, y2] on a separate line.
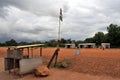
[65, 44, 76, 48]
[5, 44, 44, 75]
[78, 43, 96, 48]
[101, 43, 110, 48]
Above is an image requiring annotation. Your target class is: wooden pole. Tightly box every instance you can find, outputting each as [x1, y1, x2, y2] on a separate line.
[47, 48, 59, 68]
[54, 52, 58, 67]
[40, 47, 42, 57]
[27, 48, 29, 58]
[31, 48, 33, 58]
[13, 48, 16, 74]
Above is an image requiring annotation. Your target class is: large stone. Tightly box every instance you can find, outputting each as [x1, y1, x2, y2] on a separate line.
[61, 62, 68, 68]
[34, 65, 50, 77]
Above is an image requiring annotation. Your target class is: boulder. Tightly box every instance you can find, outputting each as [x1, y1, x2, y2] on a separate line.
[34, 65, 50, 77]
[61, 62, 68, 68]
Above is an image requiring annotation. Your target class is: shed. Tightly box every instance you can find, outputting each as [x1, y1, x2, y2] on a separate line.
[65, 44, 75, 48]
[5, 44, 44, 75]
[101, 43, 110, 48]
[78, 43, 96, 48]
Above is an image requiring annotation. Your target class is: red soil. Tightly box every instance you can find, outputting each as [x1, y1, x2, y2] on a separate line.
[0, 47, 120, 79]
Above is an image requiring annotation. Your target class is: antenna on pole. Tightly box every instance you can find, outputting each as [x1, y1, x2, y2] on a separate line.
[57, 8, 63, 48]
[47, 8, 63, 68]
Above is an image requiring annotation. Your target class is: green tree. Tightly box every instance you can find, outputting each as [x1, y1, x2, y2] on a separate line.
[60, 38, 67, 47]
[18, 41, 29, 45]
[75, 40, 84, 47]
[93, 32, 105, 46]
[60, 38, 67, 43]
[84, 37, 94, 43]
[49, 39, 57, 47]
[107, 24, 120, 47]
[5, 39, 17, 46]
[103, 33, 109, 43]
[67, 39, 72, 43]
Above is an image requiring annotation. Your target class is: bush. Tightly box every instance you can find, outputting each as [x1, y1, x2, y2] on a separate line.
[55, 61, 72, 68]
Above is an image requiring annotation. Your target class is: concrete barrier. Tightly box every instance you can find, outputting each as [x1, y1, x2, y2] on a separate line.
[19, 57, 42, 74]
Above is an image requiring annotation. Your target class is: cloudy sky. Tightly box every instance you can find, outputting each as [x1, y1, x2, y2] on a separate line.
[0, 0, 120, 42]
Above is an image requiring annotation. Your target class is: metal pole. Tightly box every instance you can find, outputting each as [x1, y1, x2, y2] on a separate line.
[57, 19, 60, 48]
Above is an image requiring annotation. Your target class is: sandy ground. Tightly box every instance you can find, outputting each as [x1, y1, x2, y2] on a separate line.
[0, 47, 120, 80]
[0, 68, 120, 80]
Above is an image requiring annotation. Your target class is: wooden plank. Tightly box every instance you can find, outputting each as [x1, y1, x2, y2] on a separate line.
[8, 44, 44, 49]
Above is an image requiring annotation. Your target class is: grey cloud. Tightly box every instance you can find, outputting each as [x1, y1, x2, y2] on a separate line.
[0, 8, 6, 18]
[15, 25, 53, 34]
[0, 0, 120, 42]
[0, 0, 69, 17]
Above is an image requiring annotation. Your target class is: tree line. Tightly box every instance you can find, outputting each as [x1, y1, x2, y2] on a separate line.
[0, 24, 120, 48]
[84, 24, 120, 48]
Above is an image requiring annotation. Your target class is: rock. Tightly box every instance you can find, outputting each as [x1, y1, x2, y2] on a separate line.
[61, 62, 68, 68]
[34, 65, 50, 77]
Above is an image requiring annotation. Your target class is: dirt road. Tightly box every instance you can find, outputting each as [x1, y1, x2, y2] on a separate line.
[1, 47, 120, 79]
[0, 68, 120, 80]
